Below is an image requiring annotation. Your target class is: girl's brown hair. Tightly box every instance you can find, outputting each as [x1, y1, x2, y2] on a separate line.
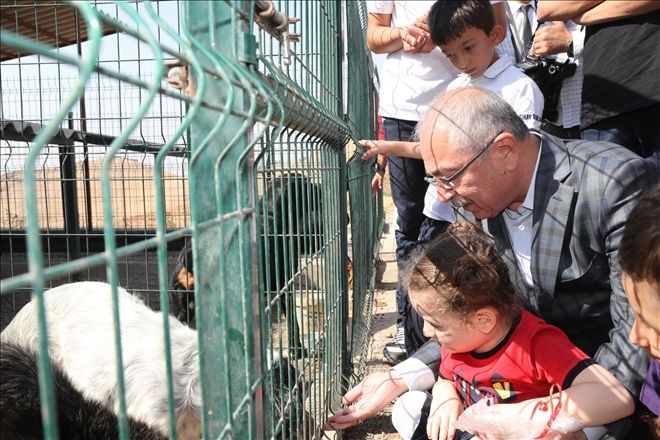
[405, 222, 519, 322]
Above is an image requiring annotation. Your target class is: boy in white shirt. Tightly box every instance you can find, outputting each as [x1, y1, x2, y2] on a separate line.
[366, 0, 459, 364]
[360, 0, 544, 357]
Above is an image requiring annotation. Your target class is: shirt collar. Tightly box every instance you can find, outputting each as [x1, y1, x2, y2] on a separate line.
[482, 55, 512, 79]
[510, 1, 536, 14]
[507, 135, 541, 216]
[522, 146, 541, 211]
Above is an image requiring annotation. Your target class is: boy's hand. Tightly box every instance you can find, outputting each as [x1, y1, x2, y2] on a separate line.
[426, 394, 463, 440]
[358, 139, 386, 160]
[371, 173, 383, 196]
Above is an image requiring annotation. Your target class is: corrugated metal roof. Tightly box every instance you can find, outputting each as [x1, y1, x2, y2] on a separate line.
[0, 1, 118, 62]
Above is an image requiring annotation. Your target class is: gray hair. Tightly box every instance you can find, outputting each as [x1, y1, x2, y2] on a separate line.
[418, 86, 529, 155]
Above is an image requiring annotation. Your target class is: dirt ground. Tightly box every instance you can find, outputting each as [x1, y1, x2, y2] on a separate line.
[341, 175, 401, 440]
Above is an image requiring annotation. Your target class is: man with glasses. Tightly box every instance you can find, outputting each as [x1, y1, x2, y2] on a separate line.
[423, 128, 504, 204]
[332, 87, 658, 439]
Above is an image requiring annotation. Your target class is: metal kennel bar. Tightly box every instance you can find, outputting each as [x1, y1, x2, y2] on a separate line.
[0, 1, 382, 438]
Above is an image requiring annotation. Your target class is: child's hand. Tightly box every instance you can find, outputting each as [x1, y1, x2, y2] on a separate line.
[404, 24, 435, 53]
[371, 172, 383, 196]
[426, 394, 463, 440]
[358, 139, 385, 160]
[324, 370, 407, 431]
[414, 14, 431, 33]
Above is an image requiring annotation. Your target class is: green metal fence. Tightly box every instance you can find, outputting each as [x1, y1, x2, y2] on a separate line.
[0, 1, 382, 439]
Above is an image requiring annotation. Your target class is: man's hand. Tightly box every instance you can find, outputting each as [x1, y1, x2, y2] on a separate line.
[543, 430, 588, 440]
[324, 370, 407, 431]
[532, 22, 572, 56]
[475, 429, 587, 440]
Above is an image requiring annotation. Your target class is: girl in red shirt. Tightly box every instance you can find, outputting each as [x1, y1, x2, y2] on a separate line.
[405, 222, 635, 440]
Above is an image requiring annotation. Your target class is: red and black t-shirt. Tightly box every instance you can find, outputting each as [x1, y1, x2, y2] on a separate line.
[440, 308, 593, 407]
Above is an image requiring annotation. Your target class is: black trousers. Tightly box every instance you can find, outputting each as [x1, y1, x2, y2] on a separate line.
[409, 392, 474, 440]
[403, 216, 450, 354]
[382, 117, 428, 329]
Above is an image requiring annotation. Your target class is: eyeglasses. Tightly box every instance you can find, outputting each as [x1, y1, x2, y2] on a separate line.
[424, 130, 504, 189]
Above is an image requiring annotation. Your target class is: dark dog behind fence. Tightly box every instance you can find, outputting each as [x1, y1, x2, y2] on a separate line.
[169, 173, 324, 349]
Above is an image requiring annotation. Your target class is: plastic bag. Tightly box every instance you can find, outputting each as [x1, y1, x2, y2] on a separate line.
[454, 400, 547, 440]
[454, 400, 582, 440]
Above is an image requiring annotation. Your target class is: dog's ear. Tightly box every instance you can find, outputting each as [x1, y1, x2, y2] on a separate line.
[183, 244, 194, 273]
[175, 409, 202, 440]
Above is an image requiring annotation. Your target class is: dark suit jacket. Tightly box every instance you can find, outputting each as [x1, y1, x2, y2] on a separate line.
[482, 134, 658, 397]
[412, 133, 658, 438]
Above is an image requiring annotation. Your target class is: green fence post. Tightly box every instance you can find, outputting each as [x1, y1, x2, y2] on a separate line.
[184, 1, 256, 438]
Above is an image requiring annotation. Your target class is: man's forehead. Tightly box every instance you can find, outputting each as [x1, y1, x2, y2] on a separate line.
[420, 122, 452, 174]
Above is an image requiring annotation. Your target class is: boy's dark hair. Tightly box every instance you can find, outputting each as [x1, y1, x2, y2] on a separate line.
[620, 183, 660, 283]
[428, 0, 496, 47]
[405, 222, 519, 322]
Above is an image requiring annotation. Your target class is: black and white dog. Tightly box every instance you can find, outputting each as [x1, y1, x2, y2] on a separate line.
[0, 342, 166, 440]
[1, 282, 201, 439]
[1, 281, 310, 439]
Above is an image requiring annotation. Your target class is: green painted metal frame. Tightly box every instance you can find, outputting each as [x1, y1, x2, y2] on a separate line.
[0, 1, 382, 438]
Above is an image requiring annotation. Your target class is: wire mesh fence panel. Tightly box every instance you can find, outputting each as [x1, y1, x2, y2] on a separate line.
[0, 1, 381, 439]
[344, 0, 385, 385]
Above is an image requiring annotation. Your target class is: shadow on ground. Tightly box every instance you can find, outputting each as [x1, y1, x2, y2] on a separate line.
[343, 414, 398, 438]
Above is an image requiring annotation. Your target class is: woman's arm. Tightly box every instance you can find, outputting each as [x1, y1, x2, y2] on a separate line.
[574, 0, 660, 25]
[474, 364, 635, 434]
[536, 1, 603, 22]
[367, 13, 403, 54]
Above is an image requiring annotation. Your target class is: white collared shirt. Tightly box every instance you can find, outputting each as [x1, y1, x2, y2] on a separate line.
[502, 143, 541, 286]
[497, 1, 538, 62]
[447, 56, 544, 131]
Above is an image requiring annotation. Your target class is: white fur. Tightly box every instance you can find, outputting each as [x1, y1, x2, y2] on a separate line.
[0, 282, 201, 438]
